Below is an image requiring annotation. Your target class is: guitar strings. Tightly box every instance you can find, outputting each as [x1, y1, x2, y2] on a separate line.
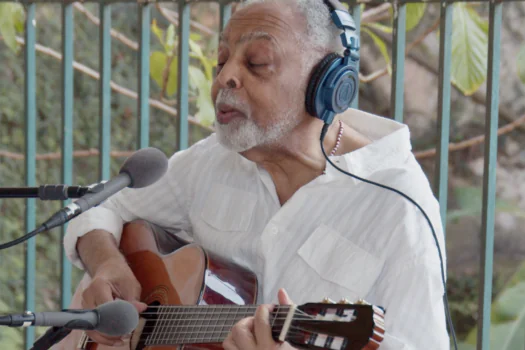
[83, 329, 317, 345]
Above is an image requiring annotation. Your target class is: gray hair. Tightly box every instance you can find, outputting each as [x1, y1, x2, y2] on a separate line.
[239, 0, 344, 56]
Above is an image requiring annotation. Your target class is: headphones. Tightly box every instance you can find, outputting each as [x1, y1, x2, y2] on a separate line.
[305, 0, 360, 125]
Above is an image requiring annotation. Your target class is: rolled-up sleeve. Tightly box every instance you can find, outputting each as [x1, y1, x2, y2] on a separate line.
[63, 152, 192, 270]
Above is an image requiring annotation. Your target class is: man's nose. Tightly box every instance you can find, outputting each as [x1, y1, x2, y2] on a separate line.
[217, 62, 242, 90]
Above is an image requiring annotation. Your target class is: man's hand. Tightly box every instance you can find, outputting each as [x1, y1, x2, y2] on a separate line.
[223, 289, 297, 350]
[80, 257, 147, 346]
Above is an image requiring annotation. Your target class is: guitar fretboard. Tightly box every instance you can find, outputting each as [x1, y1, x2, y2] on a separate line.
[142, 305, 293, 346]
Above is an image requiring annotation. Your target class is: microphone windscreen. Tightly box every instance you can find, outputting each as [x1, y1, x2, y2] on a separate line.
[119, 147, 168, 188]
[95, 300, 139, 337]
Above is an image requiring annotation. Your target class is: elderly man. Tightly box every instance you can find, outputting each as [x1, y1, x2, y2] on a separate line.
[59, 0, 450, 349]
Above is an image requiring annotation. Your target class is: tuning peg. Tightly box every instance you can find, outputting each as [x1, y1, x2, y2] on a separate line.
[356, 299, 370, 305]
[338, 298, 352, 304]
[322, 297, 335, 304]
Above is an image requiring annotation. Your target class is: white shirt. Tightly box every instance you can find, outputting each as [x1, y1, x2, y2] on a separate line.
[64, 109, 449, 349]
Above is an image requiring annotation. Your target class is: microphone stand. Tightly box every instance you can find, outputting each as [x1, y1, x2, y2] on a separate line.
[0, 183, 105, 200]
[30, 326, 72, 350]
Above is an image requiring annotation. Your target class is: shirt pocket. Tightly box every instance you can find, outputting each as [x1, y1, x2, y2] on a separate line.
[297, 224, 383, 298]
[199, 182, 257, 232]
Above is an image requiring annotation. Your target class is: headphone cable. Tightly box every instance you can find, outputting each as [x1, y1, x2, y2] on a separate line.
[320, 124, 458, 350]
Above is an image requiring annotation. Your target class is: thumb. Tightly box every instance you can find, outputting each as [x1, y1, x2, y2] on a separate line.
[278, 288, 293, 305]
[131, 300, 148, 313]
[118, 283, 147, 312]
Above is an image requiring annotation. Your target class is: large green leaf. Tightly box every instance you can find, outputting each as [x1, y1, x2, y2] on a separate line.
[406, 3, 427, 32]
[0, 3, 25, 53]
[149, 51, 178, 96]
[518, 45, 525, 84]
[189, 39, 217, 81]
[463, 262, 525, 349]
[362, 27, 391, 75]
[151, 19, 165, 47]
[189, 66, 215, 126]
[450, 3, 488, 96]
[165, 24, 176, 53]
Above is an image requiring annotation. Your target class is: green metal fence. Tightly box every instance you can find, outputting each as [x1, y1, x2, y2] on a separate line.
[0, 0, 517, 349]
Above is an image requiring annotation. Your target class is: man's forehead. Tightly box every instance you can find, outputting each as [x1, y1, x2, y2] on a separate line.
[219, 3, 301, 45]
[219, 30, 276, 46]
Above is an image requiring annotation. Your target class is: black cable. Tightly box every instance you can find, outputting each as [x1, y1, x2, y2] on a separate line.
[320, 124, 458, 350]
[0, 225, 47, 250]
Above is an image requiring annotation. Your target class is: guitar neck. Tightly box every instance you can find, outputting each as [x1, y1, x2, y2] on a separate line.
[142, 304, 294, 346]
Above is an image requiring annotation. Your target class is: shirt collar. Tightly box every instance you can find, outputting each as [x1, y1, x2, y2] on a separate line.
[327, 108, 412, 180]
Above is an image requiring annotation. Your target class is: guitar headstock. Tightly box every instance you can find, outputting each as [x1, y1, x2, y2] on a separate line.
[270, 298, 385, 350]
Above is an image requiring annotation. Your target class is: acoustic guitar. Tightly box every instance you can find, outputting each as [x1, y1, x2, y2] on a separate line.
[58, 220, 385, 350]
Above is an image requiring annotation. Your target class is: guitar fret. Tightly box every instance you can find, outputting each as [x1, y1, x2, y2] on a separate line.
[195, 305, 205, 344]
[146, 306, 292, 346]
[156, 305, 166, 345]
[165, 304, 176, 345]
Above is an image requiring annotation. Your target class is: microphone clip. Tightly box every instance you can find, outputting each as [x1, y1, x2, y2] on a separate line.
[38, 182, 106, 201]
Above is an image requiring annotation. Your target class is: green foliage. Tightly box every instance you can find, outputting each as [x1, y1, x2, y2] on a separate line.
[450, 3, 488, 96]
[149, 20, 217, 127]
[150, 51, 179, 96]
[405, 3, 427, 32]
[447, 186, 525, 223]
[0, 3, 25, 53]
[518, 45, 525, 85]
[0, 300, 23, 348]
[461, 261, 525, 349]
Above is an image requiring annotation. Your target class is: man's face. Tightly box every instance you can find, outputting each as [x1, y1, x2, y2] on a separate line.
[211, 3, 308, 152]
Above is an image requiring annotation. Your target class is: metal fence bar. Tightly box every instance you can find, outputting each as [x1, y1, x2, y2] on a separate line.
[177, 0, 190, 150]
[99, 3, 112, 180]
[390, 1, 406, 122]
[219, 1, 232, 31]
[60, 2, 74, 311]
[477, 1, 503, 349]
[138, 3, 151, 149]
[434, 0, 453, 234]
[23, 4, 36, 349]
[350, 1, 361, 109]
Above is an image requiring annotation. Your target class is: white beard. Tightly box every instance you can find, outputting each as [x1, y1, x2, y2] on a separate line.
[214, 89, 302, 152]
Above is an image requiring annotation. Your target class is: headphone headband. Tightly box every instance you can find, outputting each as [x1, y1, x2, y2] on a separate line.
[305, 0, 360, 124]
[323, 0, 360, 60]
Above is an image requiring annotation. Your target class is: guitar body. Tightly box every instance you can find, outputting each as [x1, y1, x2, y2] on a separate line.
[59, 220, 258, 350]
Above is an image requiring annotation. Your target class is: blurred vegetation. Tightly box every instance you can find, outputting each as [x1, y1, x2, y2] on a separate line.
[1, 1, 525, 348]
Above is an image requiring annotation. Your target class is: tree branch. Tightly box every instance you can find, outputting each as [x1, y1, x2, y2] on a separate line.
[405, 18, 440, 52]
[359, 18, 439, 83]
[361, 3, 391, 24]
[73, 3, 138, 51]
[3, 113, 524, 162]
[414, 113, 525, 160]
[360, 67, 388, 82]
[157, 5, 216, 37]
[14, 36, 213, 133]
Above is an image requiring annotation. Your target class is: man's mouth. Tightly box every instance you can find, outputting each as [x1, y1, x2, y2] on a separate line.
[216, 103, 246, 124]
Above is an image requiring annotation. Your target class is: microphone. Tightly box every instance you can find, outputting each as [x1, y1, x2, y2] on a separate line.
[0, 183, 104, 200]
[40, 147, 168, 232]
[0, 147, 168, 251]
[0, 300, 139, 336]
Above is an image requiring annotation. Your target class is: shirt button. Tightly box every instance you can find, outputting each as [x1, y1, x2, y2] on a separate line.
[269, 225, 279, 235]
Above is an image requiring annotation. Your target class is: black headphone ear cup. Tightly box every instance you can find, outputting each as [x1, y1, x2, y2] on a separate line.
[305, 53, 341, 117]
